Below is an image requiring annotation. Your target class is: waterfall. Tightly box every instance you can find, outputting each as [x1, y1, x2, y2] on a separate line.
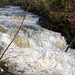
[0, 6, 75, 75]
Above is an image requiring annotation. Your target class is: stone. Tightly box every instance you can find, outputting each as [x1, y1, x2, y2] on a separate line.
[0, 26, 6, 33]
[0, 45, 4, 51]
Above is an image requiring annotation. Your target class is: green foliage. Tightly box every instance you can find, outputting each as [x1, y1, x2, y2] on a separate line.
[50, 13, 61, 23]
[61, 0, 65, 6]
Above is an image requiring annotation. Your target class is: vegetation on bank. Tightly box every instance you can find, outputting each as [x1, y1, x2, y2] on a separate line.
[0, 0, 75, 48]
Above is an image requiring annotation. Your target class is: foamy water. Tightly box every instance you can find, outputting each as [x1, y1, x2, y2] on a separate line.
[0, 6, 39, 25]
[0, 6, 75, 75]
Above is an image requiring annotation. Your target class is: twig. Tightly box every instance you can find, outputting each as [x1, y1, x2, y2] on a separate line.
[65, 37, 75, 52]
[0, 2, 31, 60]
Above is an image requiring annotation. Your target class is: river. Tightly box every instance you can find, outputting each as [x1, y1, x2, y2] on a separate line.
[0, 6, 75, 75]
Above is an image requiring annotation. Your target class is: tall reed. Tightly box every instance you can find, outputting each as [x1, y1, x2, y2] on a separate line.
[0, 1, 32, 60]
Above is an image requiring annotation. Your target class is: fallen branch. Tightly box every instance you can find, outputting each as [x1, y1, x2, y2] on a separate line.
[0, 2, 31, 60]
[65, 37, 75, 52]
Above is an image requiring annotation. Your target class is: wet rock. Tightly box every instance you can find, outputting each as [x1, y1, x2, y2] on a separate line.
[23, 25, 42, 31]
[0, 26, 6, 33]
[0, 45, 4, 51]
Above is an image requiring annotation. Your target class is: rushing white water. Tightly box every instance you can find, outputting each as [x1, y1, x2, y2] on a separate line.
[0, 6, 75, 75]
[0, 6, 39, 25]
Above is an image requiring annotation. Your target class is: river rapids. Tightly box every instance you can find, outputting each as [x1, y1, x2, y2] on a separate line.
[0, 6, 75, 75]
